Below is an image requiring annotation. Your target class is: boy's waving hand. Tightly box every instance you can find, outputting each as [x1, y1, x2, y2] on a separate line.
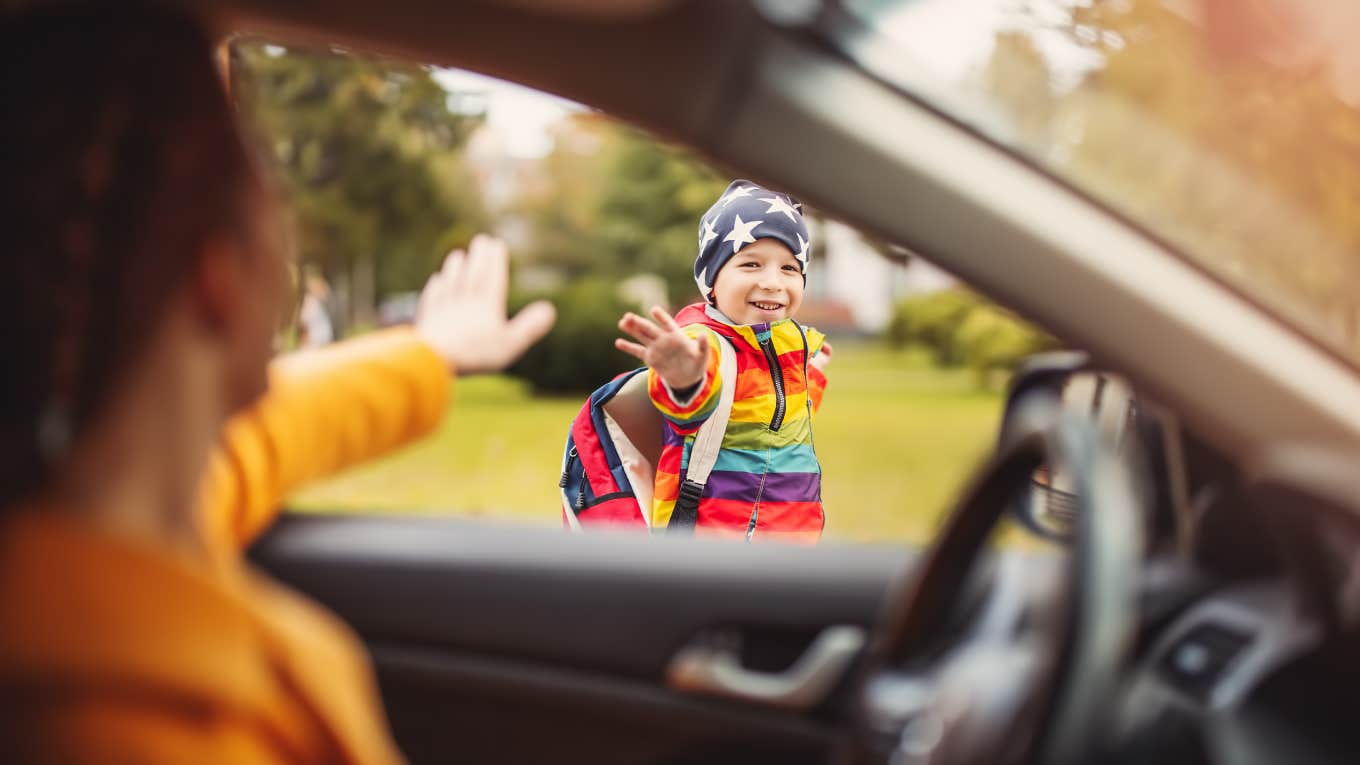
[616, 306, 708, 390]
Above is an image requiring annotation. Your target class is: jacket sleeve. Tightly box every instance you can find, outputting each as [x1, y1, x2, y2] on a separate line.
[196, 327, 452, 553]
[809, 364, 828, 416]
[647, 326, 723, 435]
[806, 328, 828, 415]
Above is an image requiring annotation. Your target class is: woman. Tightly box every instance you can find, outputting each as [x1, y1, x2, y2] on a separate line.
[0, 4, 555, 763]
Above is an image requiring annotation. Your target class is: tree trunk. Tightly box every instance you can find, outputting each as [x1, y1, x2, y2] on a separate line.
[351, 252, 377, 330]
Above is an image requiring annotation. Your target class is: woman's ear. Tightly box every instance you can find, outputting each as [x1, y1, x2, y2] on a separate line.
[190, 231, 282, 411]
[191, 235, 249, 336]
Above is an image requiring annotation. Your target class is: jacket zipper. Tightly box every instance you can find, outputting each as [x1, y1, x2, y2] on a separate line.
[747, 335, 786, 540]
[760, 338, 786, 431]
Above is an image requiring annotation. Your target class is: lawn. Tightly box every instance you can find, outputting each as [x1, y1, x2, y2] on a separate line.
[288, 344, 1005, 544]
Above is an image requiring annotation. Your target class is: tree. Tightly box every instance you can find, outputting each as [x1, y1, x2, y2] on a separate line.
[231, 42, 488, 329]
[518, 117, 728, 305]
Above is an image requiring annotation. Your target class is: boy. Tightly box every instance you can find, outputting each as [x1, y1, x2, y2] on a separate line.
[616, 180, 830, 542]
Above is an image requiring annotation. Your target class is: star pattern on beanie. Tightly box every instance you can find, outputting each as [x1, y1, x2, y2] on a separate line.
[699, 217, 718, 252]
[718, 184, 754, 207]
[697, 263, 712, 293]
[724, 215, 762, 254]
[762, 195, 799, 222]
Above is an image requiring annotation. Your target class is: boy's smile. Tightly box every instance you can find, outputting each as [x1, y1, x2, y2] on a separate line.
[712, 238, 805, 325]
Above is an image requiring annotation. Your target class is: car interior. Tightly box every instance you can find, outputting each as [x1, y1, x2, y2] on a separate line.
[184, 0, 1360, 762]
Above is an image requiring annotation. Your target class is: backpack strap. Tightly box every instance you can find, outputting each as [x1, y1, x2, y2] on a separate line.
[667, 332, 737, 533]
[797, 321, 812, 412]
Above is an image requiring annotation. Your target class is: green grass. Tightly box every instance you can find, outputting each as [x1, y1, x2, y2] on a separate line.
[288, 344, 1005, 544]
[814, 346, 1003, 542]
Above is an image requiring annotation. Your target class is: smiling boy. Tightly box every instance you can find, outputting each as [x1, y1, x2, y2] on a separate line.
[616, 180, 830, 542]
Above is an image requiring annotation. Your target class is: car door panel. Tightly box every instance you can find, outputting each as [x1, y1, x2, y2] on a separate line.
[250, 514, 916, 763]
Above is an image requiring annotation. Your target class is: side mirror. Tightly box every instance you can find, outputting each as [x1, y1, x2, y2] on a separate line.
[999, 352, 1137, 542]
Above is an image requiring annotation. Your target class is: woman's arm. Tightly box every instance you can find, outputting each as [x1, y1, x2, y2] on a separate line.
[196, 328, 451, 552]
[196, 234, 555, 555]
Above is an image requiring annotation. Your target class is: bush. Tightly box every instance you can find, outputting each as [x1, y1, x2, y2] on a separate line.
[508, 279, 637, 394]
[885, 289, 1056, 382]
[884, 289, 983, 365]
[955, 304, 1056, 383]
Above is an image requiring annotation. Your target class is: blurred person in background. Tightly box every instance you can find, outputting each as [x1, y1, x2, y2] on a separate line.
[298, 269, 335, 348]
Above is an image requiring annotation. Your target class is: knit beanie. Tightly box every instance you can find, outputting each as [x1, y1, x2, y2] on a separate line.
[694, 179, 810, 301]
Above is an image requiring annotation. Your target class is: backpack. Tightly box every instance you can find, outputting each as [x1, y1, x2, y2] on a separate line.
[559, 334, 737, 532]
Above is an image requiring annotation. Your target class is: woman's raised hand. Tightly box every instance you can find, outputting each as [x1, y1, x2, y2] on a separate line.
[415, 234, 556, 375]
[615, 306, 708, 390]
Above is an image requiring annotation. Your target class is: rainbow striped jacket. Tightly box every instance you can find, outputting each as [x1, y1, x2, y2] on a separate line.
[648, 303, 828, 542]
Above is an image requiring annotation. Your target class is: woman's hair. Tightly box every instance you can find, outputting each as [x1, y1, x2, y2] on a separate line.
[0, 3, 256, 506]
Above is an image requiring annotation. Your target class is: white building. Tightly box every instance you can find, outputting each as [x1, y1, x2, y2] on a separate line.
[814, 219, 955, 334]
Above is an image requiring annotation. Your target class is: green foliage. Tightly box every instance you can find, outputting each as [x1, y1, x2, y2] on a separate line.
[954, 304, 1056, 383]
[886, 289, 1055, 381]
[231, 42, 488, 325]
[885, 289, 983, 364]
[508, 280, 636, 394]
[517, 119, 728, 304]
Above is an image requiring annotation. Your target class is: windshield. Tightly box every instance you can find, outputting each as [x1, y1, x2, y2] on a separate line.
[833, 0, 1360, 366]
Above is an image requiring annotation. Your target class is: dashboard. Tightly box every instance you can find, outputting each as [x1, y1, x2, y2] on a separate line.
[1105, 440, 1360, 765]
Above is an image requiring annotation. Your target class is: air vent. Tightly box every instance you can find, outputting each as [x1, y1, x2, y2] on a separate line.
[1158, 623, 1254, 701]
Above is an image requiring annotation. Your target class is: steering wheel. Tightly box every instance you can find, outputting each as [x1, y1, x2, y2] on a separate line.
[852, 395, 1147, 765]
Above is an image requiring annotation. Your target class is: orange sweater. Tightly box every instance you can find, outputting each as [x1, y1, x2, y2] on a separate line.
[0, 328, 450, 764]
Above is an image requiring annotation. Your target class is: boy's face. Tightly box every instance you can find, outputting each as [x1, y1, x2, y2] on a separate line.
[711, 238, 804, 325]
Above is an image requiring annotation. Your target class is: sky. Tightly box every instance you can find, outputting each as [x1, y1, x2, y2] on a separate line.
[867, 0, 1103, 93]
[431, 68, 583, 159]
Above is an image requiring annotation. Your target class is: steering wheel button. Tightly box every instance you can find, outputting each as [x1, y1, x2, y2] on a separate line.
[1174, 642, 1211, 676]
[1158, 623, 1254, 700]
